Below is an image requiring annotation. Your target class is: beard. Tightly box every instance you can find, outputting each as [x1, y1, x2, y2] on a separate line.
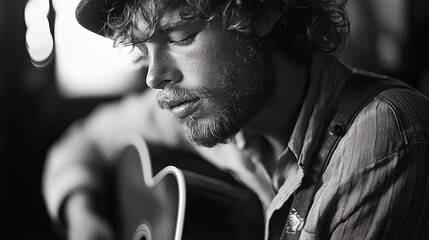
[157, 37, 272, 147]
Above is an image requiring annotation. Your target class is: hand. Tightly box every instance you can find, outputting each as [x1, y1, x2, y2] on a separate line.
[66, 193, 114, 240]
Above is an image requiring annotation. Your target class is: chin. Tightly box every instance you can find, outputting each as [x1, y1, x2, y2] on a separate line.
[180, 115, 242, 148]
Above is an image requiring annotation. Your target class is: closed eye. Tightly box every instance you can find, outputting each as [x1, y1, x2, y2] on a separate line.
[170, 32, 198, 47]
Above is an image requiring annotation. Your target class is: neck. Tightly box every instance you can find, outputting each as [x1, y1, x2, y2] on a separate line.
[243, 49, 309, 158]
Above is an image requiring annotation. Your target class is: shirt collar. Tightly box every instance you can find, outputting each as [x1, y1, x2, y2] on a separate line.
[271, 52, 352, 192]
[265, 53, 352, 240]
[278, 53, 351, 171]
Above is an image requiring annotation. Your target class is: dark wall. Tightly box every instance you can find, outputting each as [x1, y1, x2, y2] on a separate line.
[0, 1, 113, 239]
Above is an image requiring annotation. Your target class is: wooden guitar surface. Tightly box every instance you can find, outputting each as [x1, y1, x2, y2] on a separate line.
[113, 136, 264, 240]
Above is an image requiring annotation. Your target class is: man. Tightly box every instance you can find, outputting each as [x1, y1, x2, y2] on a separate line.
[43, 0, 429, 239]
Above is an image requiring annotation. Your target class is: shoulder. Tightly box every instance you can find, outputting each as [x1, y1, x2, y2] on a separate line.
[329, 82, 429, 168]
[306, 84, 429, 237]
[332, 73, 429, 158]
[317, 78, 429, 194]
[375, 87, 429, 144]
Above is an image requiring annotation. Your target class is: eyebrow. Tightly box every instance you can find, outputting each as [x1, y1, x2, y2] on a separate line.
[152, 19, 190, 37]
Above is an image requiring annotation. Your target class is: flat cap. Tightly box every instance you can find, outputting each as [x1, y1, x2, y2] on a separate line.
[75, 0, 116, 35]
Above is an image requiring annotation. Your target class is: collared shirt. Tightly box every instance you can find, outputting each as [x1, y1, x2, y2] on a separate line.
[259, 53, 353, 239]
[263, 54, 429, 239]
[43, 53, 429, 239]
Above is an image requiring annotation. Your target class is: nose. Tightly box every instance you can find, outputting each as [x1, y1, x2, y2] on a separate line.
[145, 46, 181, 89]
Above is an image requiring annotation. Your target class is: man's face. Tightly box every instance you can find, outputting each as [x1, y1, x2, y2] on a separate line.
[137, 9, 272, 147]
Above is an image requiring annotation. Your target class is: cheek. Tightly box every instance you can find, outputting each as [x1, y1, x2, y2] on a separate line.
[173, 51, 215, 88]
[175, 30, 239, 89]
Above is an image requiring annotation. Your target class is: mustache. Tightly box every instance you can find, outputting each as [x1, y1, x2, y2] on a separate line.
[156, 86, 211, 108]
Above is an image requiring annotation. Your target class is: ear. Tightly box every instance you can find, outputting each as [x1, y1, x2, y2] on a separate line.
[253, 7, 286, 37]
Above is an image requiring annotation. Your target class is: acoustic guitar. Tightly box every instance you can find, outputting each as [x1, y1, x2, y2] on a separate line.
[113, 136, 264, 240]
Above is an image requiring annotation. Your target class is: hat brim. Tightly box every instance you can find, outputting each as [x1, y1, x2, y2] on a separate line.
[76, 0, 114, 36]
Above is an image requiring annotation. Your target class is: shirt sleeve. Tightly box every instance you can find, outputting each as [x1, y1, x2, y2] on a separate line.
[329, 143, 429, 240]
[42, 89, 190, 225]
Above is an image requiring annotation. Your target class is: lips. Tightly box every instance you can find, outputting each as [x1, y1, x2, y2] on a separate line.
[161, 98, 202, 119]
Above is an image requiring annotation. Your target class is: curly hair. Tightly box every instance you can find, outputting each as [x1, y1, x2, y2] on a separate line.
[105, 0, 350, 57]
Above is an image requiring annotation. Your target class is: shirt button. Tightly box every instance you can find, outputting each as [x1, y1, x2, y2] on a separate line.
[328, 122, 345, 136]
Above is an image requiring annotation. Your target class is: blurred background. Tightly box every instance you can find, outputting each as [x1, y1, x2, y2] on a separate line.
[0, 0, 428, 239]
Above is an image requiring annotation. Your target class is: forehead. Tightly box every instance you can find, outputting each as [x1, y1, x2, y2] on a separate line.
[134, 8, 183, 33]
[132, 0, 189, 38]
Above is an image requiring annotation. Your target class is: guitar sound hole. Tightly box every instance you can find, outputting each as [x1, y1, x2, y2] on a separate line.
[140, 237, 146, 240]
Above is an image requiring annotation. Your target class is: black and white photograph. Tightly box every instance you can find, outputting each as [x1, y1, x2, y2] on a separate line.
[1, 0, 429, 239]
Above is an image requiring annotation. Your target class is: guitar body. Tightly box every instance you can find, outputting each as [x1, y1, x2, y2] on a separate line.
[113, 136, 264, 240]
